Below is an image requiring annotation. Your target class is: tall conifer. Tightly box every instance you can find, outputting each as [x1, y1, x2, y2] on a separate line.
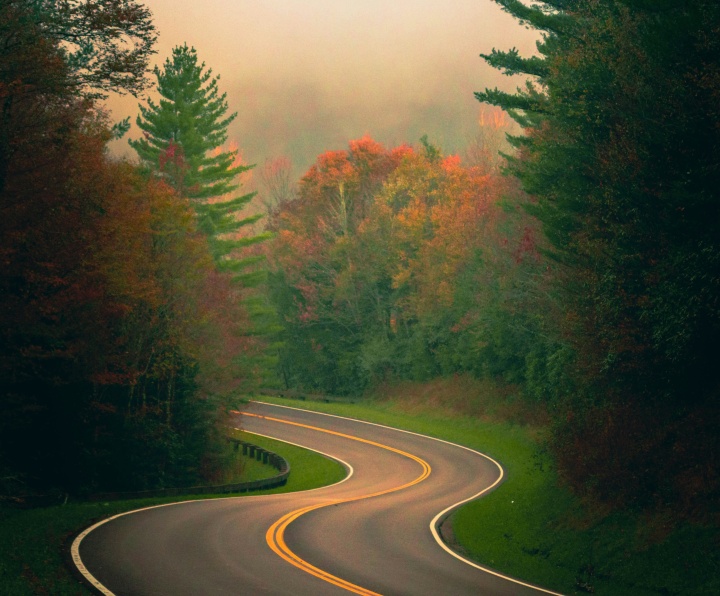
[130, 44, 266, 269]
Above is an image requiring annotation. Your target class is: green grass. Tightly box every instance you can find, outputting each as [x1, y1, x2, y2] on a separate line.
[228, 429, 347, 495]
[0, 430, 346, 595]
[254, 395, 719, 596]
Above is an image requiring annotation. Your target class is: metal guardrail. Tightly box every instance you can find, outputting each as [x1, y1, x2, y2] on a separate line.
[87, 439, 290, 501]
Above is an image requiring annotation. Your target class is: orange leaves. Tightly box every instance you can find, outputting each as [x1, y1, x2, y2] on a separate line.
[348, 134, 397, 183]
[306, 150, 356, 191]
[388, 144, 415, 170]
[376, 147, 503, 317]
[441, 154, 462, 173]
[270, 134, 512, 344]
[266, 134, 541, 395]
[395, 197, 427, 231]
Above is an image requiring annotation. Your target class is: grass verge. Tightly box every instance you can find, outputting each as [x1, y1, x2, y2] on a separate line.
[0, 430, 346, 595]
[254, 394, 719, 596]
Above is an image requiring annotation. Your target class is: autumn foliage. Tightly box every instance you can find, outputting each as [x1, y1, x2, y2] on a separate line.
[266, 131, 541, 395]
[0, 2, 254, 497]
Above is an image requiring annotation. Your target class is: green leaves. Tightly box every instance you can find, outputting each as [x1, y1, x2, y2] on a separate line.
[131, 44, 241, 198]
[480, 48, 549, 79]
[130, 43, 264, 263]
[478, 0, 720, 514]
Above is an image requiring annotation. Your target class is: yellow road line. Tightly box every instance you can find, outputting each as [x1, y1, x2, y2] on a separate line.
[242, 411, 431, 596]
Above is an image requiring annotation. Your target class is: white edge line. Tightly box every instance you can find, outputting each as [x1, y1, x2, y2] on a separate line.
[71, 427, 353, 596]
[251, 400, 565, 596]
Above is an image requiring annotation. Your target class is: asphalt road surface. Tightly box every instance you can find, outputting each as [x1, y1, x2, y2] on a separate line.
[75, 401, 561, 595]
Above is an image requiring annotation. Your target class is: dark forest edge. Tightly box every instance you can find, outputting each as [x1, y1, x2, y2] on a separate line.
[1, 1, 267, 503]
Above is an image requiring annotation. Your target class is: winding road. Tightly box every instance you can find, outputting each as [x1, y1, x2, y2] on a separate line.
[73, 401, 560, 595]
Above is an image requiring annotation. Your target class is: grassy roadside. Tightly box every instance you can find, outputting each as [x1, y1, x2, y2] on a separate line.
[0, 431, 346, 595]
[254, 394, 719, 596]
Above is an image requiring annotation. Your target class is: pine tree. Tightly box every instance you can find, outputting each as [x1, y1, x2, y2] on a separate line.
[130, 44, 266, 268]
[130, 43, 272, 395]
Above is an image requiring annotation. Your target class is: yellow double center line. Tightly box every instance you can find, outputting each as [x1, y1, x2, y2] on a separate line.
[243, 412, 432, 596]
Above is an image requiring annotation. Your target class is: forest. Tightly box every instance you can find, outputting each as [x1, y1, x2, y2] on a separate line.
[1, 0, 718, 555]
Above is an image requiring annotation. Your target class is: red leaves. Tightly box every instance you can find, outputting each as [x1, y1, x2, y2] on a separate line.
[158, 140, 184, 170]
[270, 135, 516, 339]
[303, 150, 357, 198]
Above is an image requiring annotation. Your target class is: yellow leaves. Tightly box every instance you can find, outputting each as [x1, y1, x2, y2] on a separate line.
[395, 197, 427, 231]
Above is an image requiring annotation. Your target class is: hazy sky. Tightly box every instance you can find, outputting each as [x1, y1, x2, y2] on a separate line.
[106, 0, 539, 174]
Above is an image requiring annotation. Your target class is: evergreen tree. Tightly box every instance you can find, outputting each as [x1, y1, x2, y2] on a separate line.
[130, 44, 271, 393]
[130, 44, 266, 267]
[476, 0, 720, 513]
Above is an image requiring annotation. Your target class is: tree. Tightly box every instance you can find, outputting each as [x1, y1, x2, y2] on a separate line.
[0, 0, 156, 98]
[0, 7, 253, 498]
[130, 44, 265, 264]
[0, 0, 156, 192]
[476, 0, 720, 513]
[258, 155, 297, 215]
[130, 44, 272, 400]
[266, 135, 540, 393]
[131, 44, 239, 198]
[266, 137, 411, 394]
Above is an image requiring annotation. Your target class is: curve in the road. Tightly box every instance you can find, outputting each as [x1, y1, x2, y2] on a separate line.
[245, 411, 431, 596]
[69, 426, 356, 596]
[72, 401, 564, 595]
[257, 402, 564, 596]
